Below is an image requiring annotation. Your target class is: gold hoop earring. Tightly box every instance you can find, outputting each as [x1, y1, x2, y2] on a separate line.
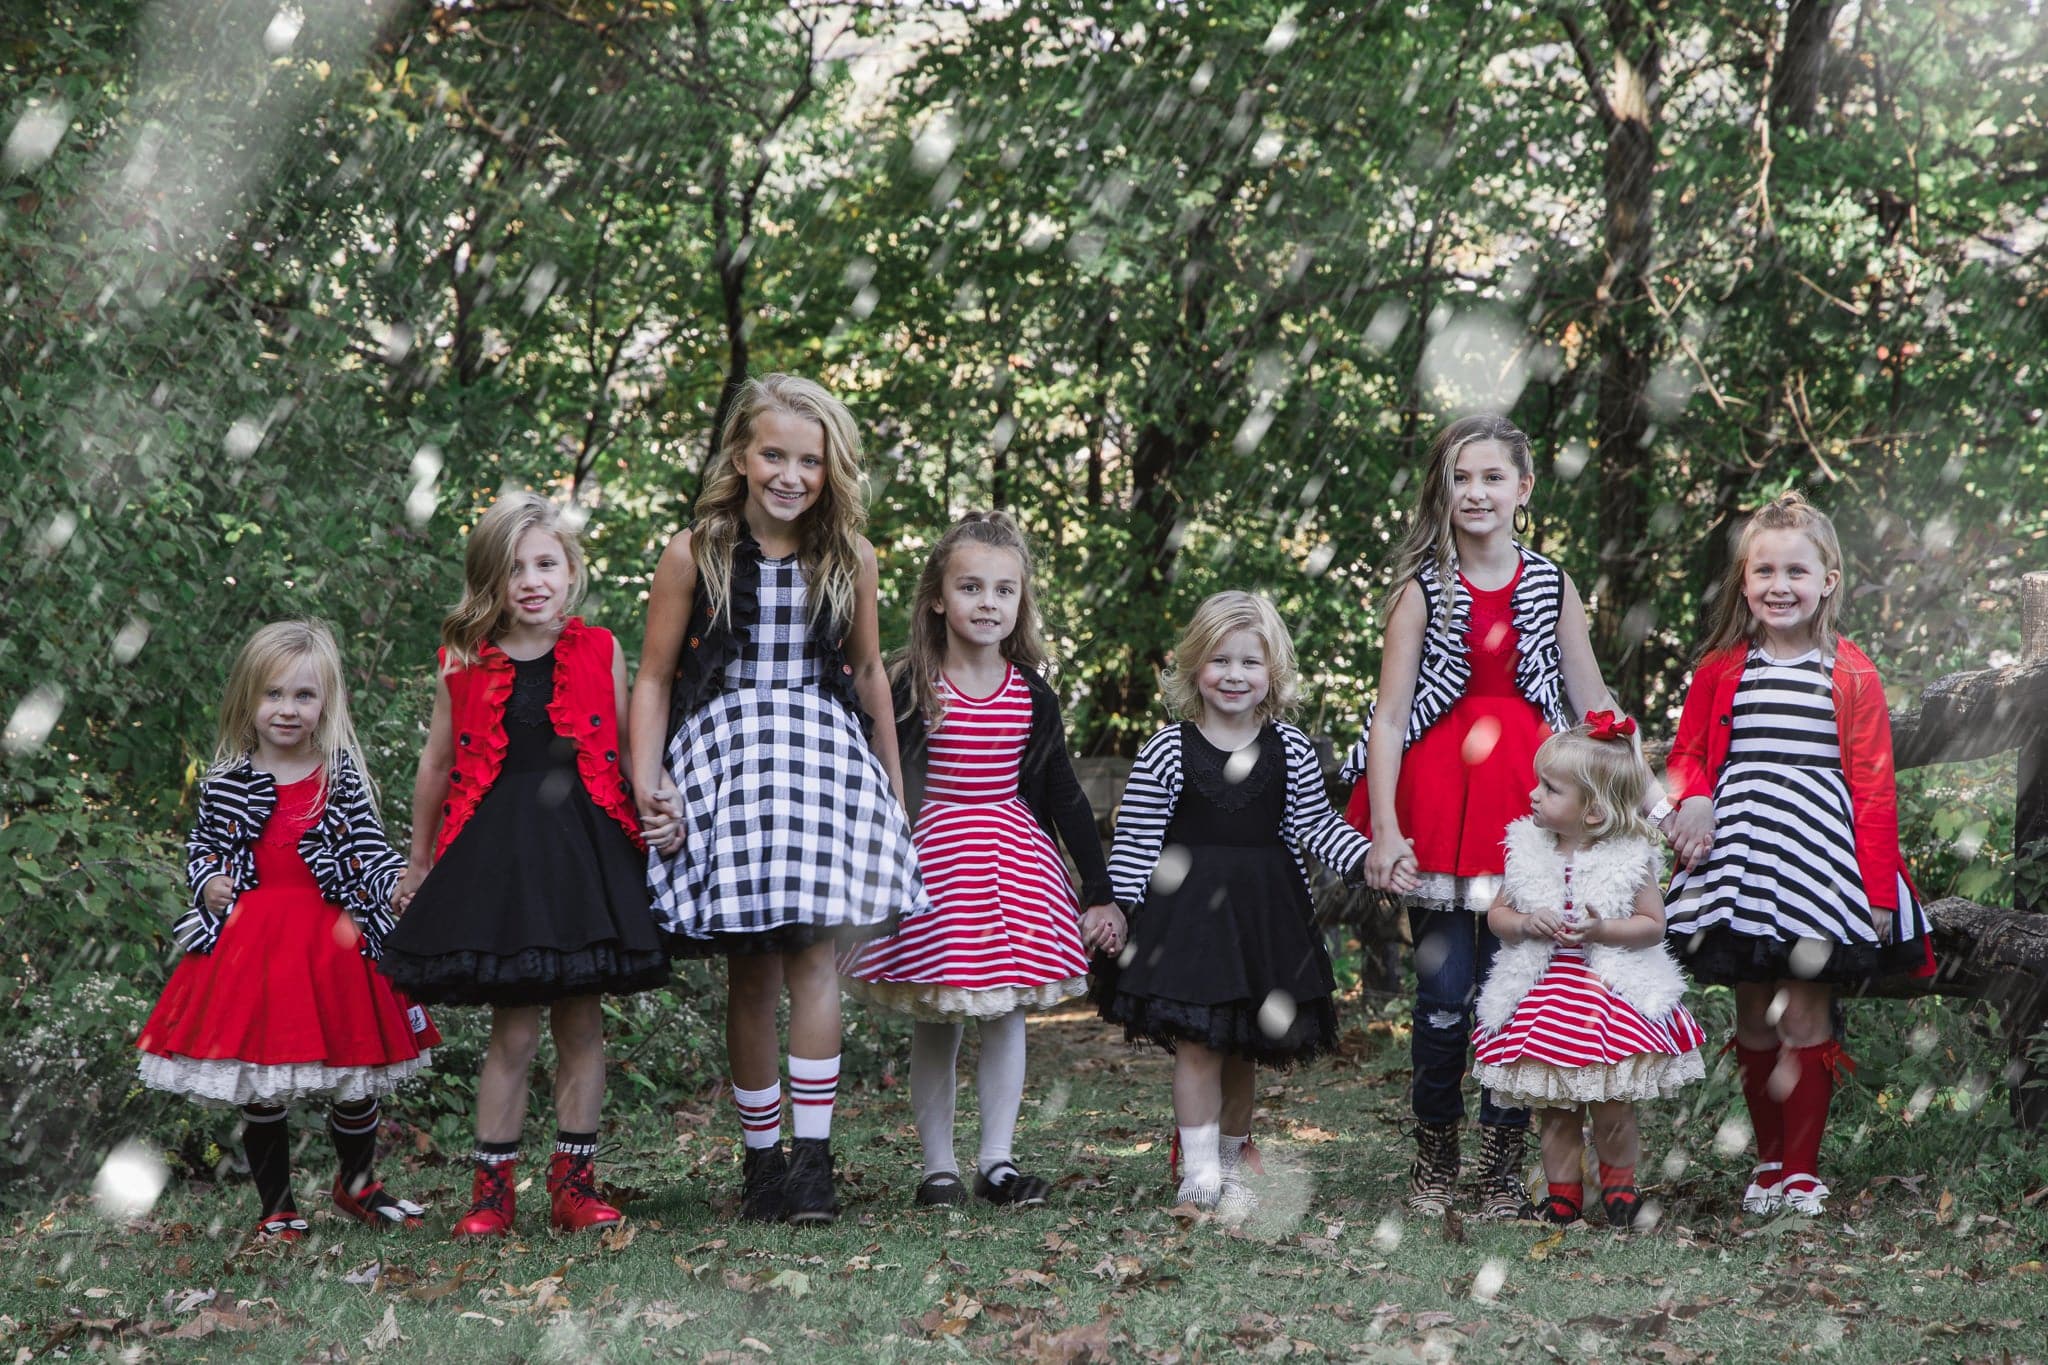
[1513, 504, 1531, 536]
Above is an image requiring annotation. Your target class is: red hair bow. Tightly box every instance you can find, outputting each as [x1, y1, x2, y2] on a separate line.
[1586, 710, 1637, 741]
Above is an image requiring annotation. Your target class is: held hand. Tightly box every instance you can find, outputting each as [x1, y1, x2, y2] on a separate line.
[1521, 909, 1564, 942]
[1365, 834, 1420, 894]
[1869, 905, 1895, 945]
[1079, 904, 1127, 956]
[393, 863, 429, 914]
[201, 875, 234, 914]
[639, 785, 686, 857]
[1665, 797, 1715, 870]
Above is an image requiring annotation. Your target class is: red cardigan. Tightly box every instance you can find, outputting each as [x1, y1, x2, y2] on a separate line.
[1666, 638, 1915, 912]
[437, 618, 642, 860]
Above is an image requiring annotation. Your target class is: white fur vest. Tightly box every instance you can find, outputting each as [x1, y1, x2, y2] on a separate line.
[1475, 818, 1690, 1032]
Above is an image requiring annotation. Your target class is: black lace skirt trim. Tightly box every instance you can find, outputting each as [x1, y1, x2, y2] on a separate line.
[666, 913, 899, 960]
[1090, 984, 1338, 1068]
[377, 943, 672, 1006]
[1672, 922, 1890, 987]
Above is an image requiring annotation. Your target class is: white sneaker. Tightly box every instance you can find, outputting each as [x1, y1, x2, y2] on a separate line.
[1217, 1170, 1261, 1221]
[1780, 1176, 1829, 1216]
[1741, 1162, 1784, 1214]
[1175, 1171, 1222, 1211]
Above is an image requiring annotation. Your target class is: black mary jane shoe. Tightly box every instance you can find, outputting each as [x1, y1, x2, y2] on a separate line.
[973, 1161, 1051, 1208]
[914, 1171, 969, 1207]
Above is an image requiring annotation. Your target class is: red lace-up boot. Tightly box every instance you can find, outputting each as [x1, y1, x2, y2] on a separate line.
[451, 1157, 517, 1238]
[547, 1151, 623, 1231]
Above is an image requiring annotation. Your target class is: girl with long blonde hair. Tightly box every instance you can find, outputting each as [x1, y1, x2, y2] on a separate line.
[630, 374, 927, 1226]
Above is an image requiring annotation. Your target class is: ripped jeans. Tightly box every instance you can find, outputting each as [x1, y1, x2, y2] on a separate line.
[1409, 903, 1528, 1129]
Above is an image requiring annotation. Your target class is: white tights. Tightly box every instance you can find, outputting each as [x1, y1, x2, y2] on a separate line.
[910, 1009, 1028, 1178]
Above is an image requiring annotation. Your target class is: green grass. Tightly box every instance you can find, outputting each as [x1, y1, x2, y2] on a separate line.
[3, 997, 2045, 1363]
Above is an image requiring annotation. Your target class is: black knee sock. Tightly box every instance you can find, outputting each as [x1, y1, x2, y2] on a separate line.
[329, 1098, 380, 1197]
[240, 1105, 294, 1218]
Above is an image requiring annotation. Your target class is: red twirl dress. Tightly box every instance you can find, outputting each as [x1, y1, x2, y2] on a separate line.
[1391, 566, 1550, 895]
[138, 771, 440, 1106]
[844, 666, 1089, 1019]
[1474, 860, 1706, 1106]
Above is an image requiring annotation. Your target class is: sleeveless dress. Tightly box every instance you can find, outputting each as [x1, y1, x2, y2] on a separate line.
[1094, 723, 1338, 1065]
[1390, 565, 1550, 906]
[1665, 647, 1926, 984]
[843, 666, 1090, 1018]
[138, 770, 441, 1106]
[648, 552, 928, 953]
[379, 650, 671, 1005]
[1473, 859, 1706, 1106]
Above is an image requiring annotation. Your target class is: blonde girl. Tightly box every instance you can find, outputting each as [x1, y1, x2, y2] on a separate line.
[1472, 717, 1706, 1227]
[1338, 413, 1619, 1218]
[630, 374, 927, 1226]
[383, 491, 670, 1238]
[138, 620, 437, 1241]
[1096, 592, 1369, 1216]
[844, 512, 1124, 1209]
[1659, 492, 1934, 1217]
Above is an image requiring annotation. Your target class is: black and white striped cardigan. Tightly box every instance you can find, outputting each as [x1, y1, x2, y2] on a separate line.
[178, 751, 406, 959]
[1108, 721, 1371, 910]
[1338, 547, 1572, 787]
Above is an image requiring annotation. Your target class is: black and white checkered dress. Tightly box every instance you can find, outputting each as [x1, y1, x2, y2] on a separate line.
[1666, 647, 1922, 984]
[648, 554, 927, 954]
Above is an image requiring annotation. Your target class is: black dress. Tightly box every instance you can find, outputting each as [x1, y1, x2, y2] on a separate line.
[1093, 723, 1339, 1065]
[380, 650, 671, 1006]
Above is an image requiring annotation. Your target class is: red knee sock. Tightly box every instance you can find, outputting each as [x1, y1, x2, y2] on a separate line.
[1734, 1042, 1784, 1170]
[1780, 1041, 1852, 1181]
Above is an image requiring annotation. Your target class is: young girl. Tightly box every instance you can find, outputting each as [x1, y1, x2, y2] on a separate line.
[381, 491, 671, 1238]
[1472, 716, 1706, 1227]
[630, 373, 927, 1226]
[138, 620, 438, 1240]
[1339, 413, 1619, 1218]
[1659, 491, 1934, 1217]
[843, 513, 1125, 1209]
[1096, 591, 1369, 1215]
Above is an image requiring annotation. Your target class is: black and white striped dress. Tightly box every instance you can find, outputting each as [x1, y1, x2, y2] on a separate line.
[648, 553, 928, 954]
[1666, 647, 1912, 984]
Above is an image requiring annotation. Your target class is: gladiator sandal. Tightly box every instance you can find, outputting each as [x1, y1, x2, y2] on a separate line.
[1407, 1121, 1461, 1216]
[1476, 1123, 1531, 1219]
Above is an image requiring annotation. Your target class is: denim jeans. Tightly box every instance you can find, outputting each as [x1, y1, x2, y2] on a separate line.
[1409, 904, 1529, 1129]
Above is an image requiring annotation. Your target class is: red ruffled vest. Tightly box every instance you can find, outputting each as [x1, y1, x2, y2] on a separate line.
[436, 618, 643, 859]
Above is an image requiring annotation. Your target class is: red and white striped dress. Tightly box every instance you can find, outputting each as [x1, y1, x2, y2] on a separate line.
[844, 666, 1090, 1019]
[1474, 865, 1707, 1106]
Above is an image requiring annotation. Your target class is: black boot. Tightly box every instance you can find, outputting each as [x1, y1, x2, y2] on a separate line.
[738, 1144, 787, 1223]
[782, 1138, 840, 1225]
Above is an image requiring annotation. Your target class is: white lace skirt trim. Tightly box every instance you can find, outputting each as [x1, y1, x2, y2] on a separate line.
[1406, 874, 1499, 913]
[1474, 1050, 1704, 1107]
[137, 1052, 432, 1108]
[844, 977, 1086, 1021]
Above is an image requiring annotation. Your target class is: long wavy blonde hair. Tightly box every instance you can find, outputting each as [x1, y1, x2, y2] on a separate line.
[212, 619, 372, 804]
[1383, 414, 1533, 630]
[439, 490, 588, 667]
[692, 374, 866, 633]
[1160, 591, 1300, 724]
[1698, 490, 1845, 659]
[896, 512, 1049, 726]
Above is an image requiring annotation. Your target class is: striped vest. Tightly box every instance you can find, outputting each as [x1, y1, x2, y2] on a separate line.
[1340, 546, 1572, 785]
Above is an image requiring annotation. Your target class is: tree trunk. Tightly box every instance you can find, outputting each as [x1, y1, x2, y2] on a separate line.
[1587, 2, 1662, 706]
[1769, 0, 1841, 132]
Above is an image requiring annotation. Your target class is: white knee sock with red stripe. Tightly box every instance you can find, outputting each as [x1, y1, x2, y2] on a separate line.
[788, 1053, 840, 1141]
[731, 1081, 782, 1150]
